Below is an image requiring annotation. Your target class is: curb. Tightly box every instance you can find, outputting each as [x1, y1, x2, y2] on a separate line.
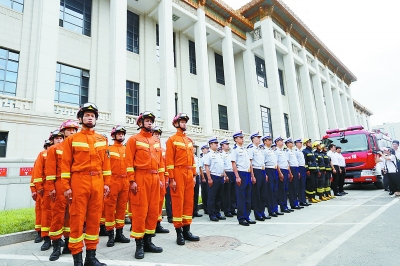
[0, 230, 36, 247]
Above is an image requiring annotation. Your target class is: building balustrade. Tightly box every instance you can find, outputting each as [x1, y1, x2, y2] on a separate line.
[1, 95, 32, 110]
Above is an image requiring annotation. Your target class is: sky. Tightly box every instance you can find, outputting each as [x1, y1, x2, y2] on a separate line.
[227, 0, 400, 127]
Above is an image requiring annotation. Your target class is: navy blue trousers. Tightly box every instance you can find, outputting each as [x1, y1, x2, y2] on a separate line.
[222, 171, 236, 214]
[251, 169, 267, 218]
[207, 175, 224, 218]
[236, 171, 252, 221]
[288, 167, 299, 208]
[265, 168, 278, 213]
[298, 166, 307, 203]
[278, 169, 289, 211]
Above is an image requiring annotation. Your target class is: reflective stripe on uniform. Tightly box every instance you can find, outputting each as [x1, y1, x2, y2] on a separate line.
[72, 142, 89, 148]
[56, 150, 63, 155]
[63, 227, 70, 232]
[35, 225, 41, 229]
[130, 231, 145, 238]
[115, 219, 124, 224]
[173, 142, 185, 147]
[158, 215, 162, 220]
[94, 141, 107, 148]
[33, 178, 42, 183]
[105, 221, 115, 227]
[84, 234, 99, 241]
[49, 228, 64, 236]
[153, 143, 160, 149]
[61, 173, 70, 178]
[30, 183, 35, 187]
[158, 168, 165, 173]
[167, 165, 174, 170]
[109, 152, 120, 157]
[46, 176, 56, 181]
[188, 143, 193, 147]
[69, 234, 85, 243]
[136, 141, 150, 148]
[41, 227, 50, 232]
[305, 190, 315, 195]
[172, 217, 183, 222]
[127, 167, 134, 173]
[100, 218, 105, 222]
[145, 229, 155, 234]
[182, 215, 192, 220]
[103, 170, 111, 176]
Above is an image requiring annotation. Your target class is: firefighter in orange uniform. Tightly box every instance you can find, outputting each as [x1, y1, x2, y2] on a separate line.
[104, 125, 130, 247]
[61, 103, 111, 266]
[31, 139, 52, 243]
[46, 120, 79, 261]
[153, 126, 170, 234]
[166, 113, 200, 246]
[126, 111, 163, 259]
[34, 130, 62, 251]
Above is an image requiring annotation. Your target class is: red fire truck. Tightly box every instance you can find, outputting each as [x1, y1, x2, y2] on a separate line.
[322, 126, 391, 188]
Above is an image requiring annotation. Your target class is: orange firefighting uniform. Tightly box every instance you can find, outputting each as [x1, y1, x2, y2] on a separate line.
[32, 150, 51, 237]
[30, 161, 41, 233]
[125, 129, 163, 239]
[61, 129, 111, 255]
[104, 142, 129, 231]
[165, 129, 196, 228]
[158, 147, 168, 222]
[46, 142, 70, 240]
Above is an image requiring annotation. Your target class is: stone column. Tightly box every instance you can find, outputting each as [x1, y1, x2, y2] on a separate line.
[109, 0, 127, 124]
[322, 67, 338, 129]
[282, 38, 305, 138]
[346, 85, 358, 125]
[158, 0, 176, 130]
[194, 6, 212, 135]
[260, 17, 285, 136]
[222, 25, 240, 131]
[332, 75, 345, 128]
[339, 81, 351, 127]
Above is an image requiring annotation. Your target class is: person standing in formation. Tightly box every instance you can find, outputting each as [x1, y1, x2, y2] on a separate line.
[321, 144, 335, 199]
[220, 139, 237, 217]
[274, 136, 293, 213]
[303, 138, 320, 203]
[314, 141, 328, 201]
[285, 138, 302, 210]
[294, 139, 309, 207]
[336, 146, 348, 195]
[192, 142, 203, 218]
[199, 144, 209, 215]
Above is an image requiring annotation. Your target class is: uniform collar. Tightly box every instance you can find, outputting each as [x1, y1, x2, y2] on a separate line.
[140, 129, 153, 137]
[176, 128, 186, 136]
[80, 129, 95, 135]
[113, 142, 123, 147]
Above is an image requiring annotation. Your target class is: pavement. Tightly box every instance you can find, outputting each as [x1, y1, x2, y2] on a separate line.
[0, 184, 399, 266]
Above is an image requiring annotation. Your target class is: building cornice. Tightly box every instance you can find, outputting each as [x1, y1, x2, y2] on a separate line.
[353, 99, 373, 116]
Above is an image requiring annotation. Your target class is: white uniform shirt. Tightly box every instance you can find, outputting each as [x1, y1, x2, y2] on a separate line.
[264, 147, 277, 168]
[275, 147, 289, 170]
[337, 153, 346, 167]
[327, 150, 339, 165]
[230, 144, 250, 172]
[194, 155, 200, 175]
[248, 145, 265, 169]
[286, 148, 299, 167]
[221, 150, 233, 172]
[385, 155, 398, 173]
[203, 150, 224, 176]
[294, 147, 305, 166]
[395, 149, 400, 160]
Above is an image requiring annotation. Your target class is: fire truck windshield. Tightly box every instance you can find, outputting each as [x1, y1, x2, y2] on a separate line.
[322, 134, 368, 153]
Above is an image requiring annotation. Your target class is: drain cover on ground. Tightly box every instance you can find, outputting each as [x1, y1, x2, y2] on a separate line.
[186, 236, 241, 251]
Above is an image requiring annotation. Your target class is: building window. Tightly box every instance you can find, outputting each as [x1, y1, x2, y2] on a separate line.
[175, 93, 178, 115]
[156, 24, 159, 62]
[54, 63, 89, 106]
[0, 48, 19, 96]
[126, 81, 139, 116]
[214, 53, 225, 85]
[127, 11, 139, 54]
[189, 40, 196, 75]
[218, 105, 228, 130]
[260, 106, 273, 137]
[191, 97, 199, 126]
[59, 0, 92, 36]
[284, 113, 290, 138]
[173, 33, 176, 68]
[255, 56, 267, 87]
[157, 88, 161, 118]
[0, 132, 8, 157]
[278, 69, 285, 95]
[0, 0, 23, 12]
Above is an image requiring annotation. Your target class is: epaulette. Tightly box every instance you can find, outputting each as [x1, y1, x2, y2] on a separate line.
[233, 144, 237, 149]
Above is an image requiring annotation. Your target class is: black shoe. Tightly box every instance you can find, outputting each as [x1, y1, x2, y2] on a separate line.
[262, 214, 272, 219]
[193, 212, 203, 218]
[84, 249, 106, 266]
[217, 215, 226, 220]
[287, 209, 294, 212]
[41, 236, 51, 251]
[175, 228, 185, 245]
[282, 209, 291, 213]
[49, 239, 61, 261]
[99, 224, 107, 236]
[210, 217, 219, 222]
[135, 238, 145, 259]
[269, 212, 278, 217]
[143, 234, 163, 253]
[292, 206, 302, 210]
[231, 211, 237, 215]
[124, 217, 131, 224]
[155, 222, 170, 234]
[34, 231, 43, 243]
[115, 228, 130, 243]
[224, 212, 234, 217]
[167, 218, 173, 223]
[255, 216, 265, 221]
[276, 212, 284, 215]
[239, 219, 249, 226]
[106, 230, 115, 247]
[73, 252, 83, 266]
[342, 192, 348, 195]
[334, 193, 342, 196]
[182, 225, 200, 241]
[299, 202, 309, 206]
[247, 220, 256, 224]
[384, 189, 389, 192]
[389, 191, 394, 196]
[62, 237, 71, 254]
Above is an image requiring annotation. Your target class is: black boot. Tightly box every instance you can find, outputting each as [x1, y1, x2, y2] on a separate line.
[60, 238, 65, 247]
[155, 221, 169, 234]
[182, 225, 199, 241]
[73, 252, 83, 266]
[49, 239, 61, 261]
[134, 238, 144, 259]
[99, 224, 107, 236]
[34, 231, 43, 243]
[124, 216, 131, 224]
[106, 230, 115, 247]
[114, 228, 130, 243]
[143, 234, 163, 253]
[41, 236, 52, 251]
[62, 237, 71, 254]
[84, 249, 106, 266]
[175, 228, 185, 246]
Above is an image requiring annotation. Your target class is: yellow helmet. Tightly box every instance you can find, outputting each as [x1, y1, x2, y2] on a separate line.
[312, 141, 321, 149]
[302, 138, 311, 146]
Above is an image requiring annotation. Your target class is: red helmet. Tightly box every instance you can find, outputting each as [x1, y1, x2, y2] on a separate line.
[111, 125, 127, 138]
[76, 102, 99, 119]
[172, 113, 189, 128]
[50, 129, 64, 140]
[136, 111, 155, 128]
[153, 126, 162, 136]
[60, 120, 79, 131]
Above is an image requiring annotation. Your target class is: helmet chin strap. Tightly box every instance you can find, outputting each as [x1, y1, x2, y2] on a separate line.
[83, 122, 95, 128]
